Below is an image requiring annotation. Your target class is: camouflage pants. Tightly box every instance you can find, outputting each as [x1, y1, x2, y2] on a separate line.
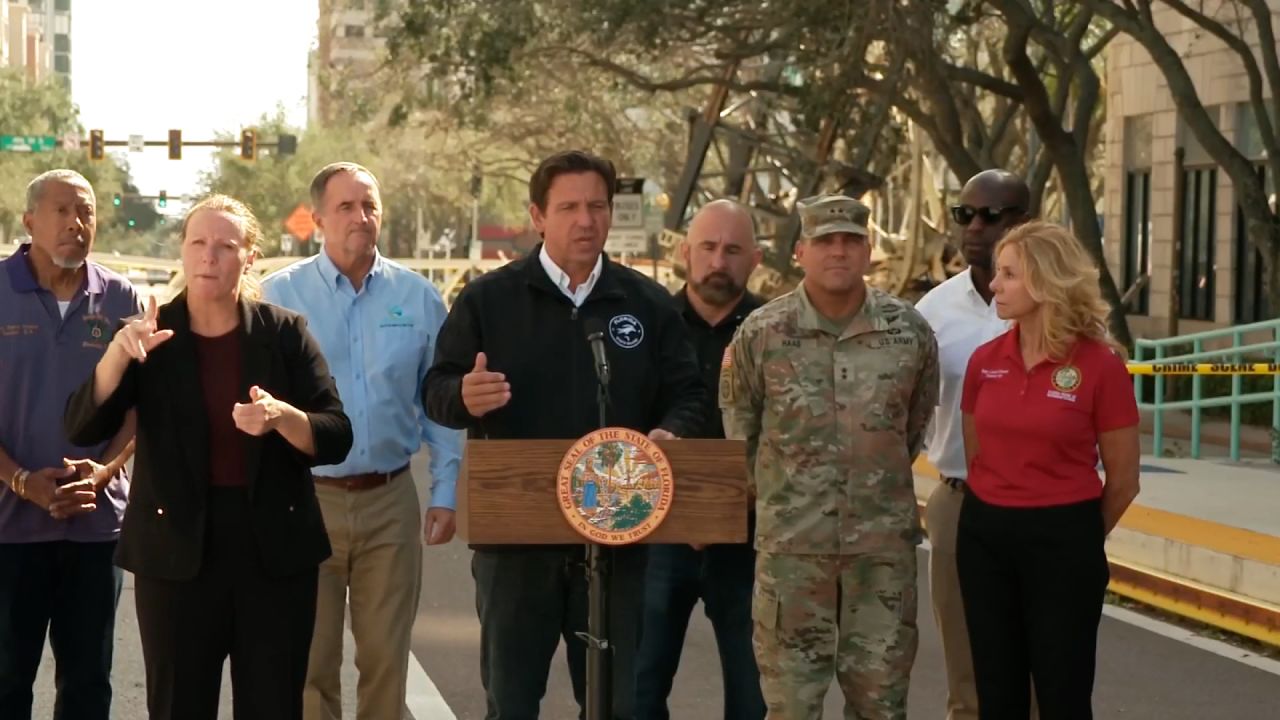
[752, 551, 918, 720]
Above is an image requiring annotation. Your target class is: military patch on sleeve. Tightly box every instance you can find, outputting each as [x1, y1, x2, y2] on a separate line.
[719, 365, 735, 404]
[721, 346, 733, 368]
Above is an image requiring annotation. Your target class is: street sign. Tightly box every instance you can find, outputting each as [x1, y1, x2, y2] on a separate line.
[613, 195, 643, 229]
[61, 133, 80, 151]
[128, 135, 145, 153]
[280, 233, 294, 255]
[0, 135, 57, 153]
[613, 177, 645, 229]
[283, 203, 315, 241]
[605, 228, 649, 254]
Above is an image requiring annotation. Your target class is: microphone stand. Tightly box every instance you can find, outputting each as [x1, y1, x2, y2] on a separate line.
[583, 341, 612, 720]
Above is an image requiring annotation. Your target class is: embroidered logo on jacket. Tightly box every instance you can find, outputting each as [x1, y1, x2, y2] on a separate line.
[609, 314, 644, 349]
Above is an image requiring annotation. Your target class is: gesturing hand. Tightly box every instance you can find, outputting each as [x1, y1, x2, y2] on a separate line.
[111, 296, 174, 362]
[232, 385, 285, 436]
[461, 352, 511, 418]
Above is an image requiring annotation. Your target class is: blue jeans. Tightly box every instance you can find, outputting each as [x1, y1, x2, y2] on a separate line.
[635, 541, 765, 720]
[0, 540, 122, 720]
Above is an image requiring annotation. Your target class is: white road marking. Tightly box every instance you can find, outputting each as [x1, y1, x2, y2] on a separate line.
[406, 649, 458, 719]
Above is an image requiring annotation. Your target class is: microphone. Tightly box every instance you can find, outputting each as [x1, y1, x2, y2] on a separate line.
[583, 317, 611, 387]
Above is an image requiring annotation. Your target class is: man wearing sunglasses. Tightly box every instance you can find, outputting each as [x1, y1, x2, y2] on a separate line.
[916, 169, 1031, 720]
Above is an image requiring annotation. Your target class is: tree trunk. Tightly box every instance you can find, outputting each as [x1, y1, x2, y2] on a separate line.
[993, 7, 1135, 348]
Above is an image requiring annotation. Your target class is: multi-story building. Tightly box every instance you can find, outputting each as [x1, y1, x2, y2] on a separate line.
[0, 1, 69, 87]
[1104, 2, 1277, 338]
[308, 0, 386, 126]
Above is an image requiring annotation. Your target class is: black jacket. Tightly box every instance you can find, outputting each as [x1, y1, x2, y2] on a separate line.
[64, 295, 352, 581]
[424, 246, 706, 442]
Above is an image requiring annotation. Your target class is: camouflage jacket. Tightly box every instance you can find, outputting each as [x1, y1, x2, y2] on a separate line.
[719, 283, 940, 555]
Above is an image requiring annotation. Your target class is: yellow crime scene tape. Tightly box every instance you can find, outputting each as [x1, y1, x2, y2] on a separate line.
[1126, 362, 1280, 375]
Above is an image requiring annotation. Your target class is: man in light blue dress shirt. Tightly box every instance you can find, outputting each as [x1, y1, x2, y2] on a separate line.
[262, 162, 463, 720]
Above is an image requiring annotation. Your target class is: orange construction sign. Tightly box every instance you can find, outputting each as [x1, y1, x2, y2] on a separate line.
[284, 203, 315, 241]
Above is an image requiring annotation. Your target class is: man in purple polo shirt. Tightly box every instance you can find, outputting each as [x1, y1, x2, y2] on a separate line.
[0, 169, 140, 720]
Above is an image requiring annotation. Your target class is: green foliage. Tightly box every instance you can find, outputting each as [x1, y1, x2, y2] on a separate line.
[0, 68, 131, 248]
[610, 493, 653, 531]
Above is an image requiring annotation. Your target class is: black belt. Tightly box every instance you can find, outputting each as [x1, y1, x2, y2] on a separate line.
[943, 476, 966, 490]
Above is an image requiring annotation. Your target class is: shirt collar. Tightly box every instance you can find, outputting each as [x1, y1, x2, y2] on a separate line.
[795, 280, 885, 336]
[999, 323, 1022, 363]
[538, 244, 602, 295]
[676, 284, 760, 328]
[316, 248, 384, 293]
[4, 243, 102, 295]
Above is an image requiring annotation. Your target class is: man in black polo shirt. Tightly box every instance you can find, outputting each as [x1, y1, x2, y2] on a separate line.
[635, 199, 765, 720]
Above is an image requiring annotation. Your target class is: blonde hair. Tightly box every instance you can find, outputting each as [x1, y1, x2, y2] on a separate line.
[995, 221, 1125, 360]
[178, 194, 263, 301]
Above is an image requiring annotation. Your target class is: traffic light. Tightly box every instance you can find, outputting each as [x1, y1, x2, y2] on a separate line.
[240, 129, 257, 161]
[277, 133, 297, 156]
[127, 218, 136, 228]
[168, 129, 182, 160]
[158, 190, 167, 208]
[89, 129, 104, 161]
[112, 193, 121, 207]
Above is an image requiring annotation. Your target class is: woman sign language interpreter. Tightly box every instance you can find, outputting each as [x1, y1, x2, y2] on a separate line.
[65, 194, 352, 720]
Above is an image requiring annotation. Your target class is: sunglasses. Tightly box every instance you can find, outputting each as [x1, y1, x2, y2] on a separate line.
[949, 205, 1022, 226]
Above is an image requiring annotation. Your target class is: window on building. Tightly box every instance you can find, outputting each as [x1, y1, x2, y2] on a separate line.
[1123, 116, 1153, 316]
[54, 0, 71, 12]
[1234, 165, 1271, 323]
[53, 54, 70, 75]
[54, 33, 69, 53]
[345, 25, 366, 38]
[1180, 167, 1216, 321]
[1232, 104, 1274, 323]
[1124, 171, 1152, 315]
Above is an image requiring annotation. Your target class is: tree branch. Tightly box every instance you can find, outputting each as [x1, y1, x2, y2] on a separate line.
[943, 63, 1024, 99]
[1158, 0, 1280, 166]
[1085, 25, 1121, 59]
[1084, 0, 1263, 202]
[522, 45, 796, 96]
[1243, 0, 1280, 189]
[851, 54, 906, 169]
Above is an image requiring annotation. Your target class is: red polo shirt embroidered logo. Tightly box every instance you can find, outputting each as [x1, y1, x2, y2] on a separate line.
[960, 328, 1139, 507]
[1047, 364, 1082, 402]
[1052, 365, 1082, 392]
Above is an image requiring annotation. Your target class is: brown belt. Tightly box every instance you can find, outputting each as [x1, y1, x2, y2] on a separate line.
[315, 464, 409, 492]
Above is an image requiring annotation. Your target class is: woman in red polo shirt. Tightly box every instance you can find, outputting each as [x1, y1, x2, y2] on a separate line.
[957, 221, 1140, 720]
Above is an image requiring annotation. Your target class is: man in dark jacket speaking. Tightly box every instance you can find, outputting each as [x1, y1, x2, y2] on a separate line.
[423, 150, 705, 720]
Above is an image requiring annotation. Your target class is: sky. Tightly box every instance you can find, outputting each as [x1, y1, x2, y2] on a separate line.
[71, 0, 319, 199]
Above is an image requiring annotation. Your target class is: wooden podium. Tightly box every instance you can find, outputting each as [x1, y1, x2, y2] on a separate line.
[457, 438, 750, 545]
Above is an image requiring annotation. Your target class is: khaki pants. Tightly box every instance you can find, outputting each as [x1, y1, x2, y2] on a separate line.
[924, 482, 978, 720]
[925, 482, 1037, 720]
[305, 470, 422, 720]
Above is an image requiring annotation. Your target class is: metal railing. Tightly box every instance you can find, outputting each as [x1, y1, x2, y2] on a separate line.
[1132, 319, 1280, 462]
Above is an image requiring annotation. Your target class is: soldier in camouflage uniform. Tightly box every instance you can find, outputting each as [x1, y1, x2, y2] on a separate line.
[719, 194, 940, 720]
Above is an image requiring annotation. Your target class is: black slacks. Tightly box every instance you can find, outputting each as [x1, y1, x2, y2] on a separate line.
[134, 487, 319, 720]
[956, 491, 1109, 720]
[472, 545, 647, 720]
